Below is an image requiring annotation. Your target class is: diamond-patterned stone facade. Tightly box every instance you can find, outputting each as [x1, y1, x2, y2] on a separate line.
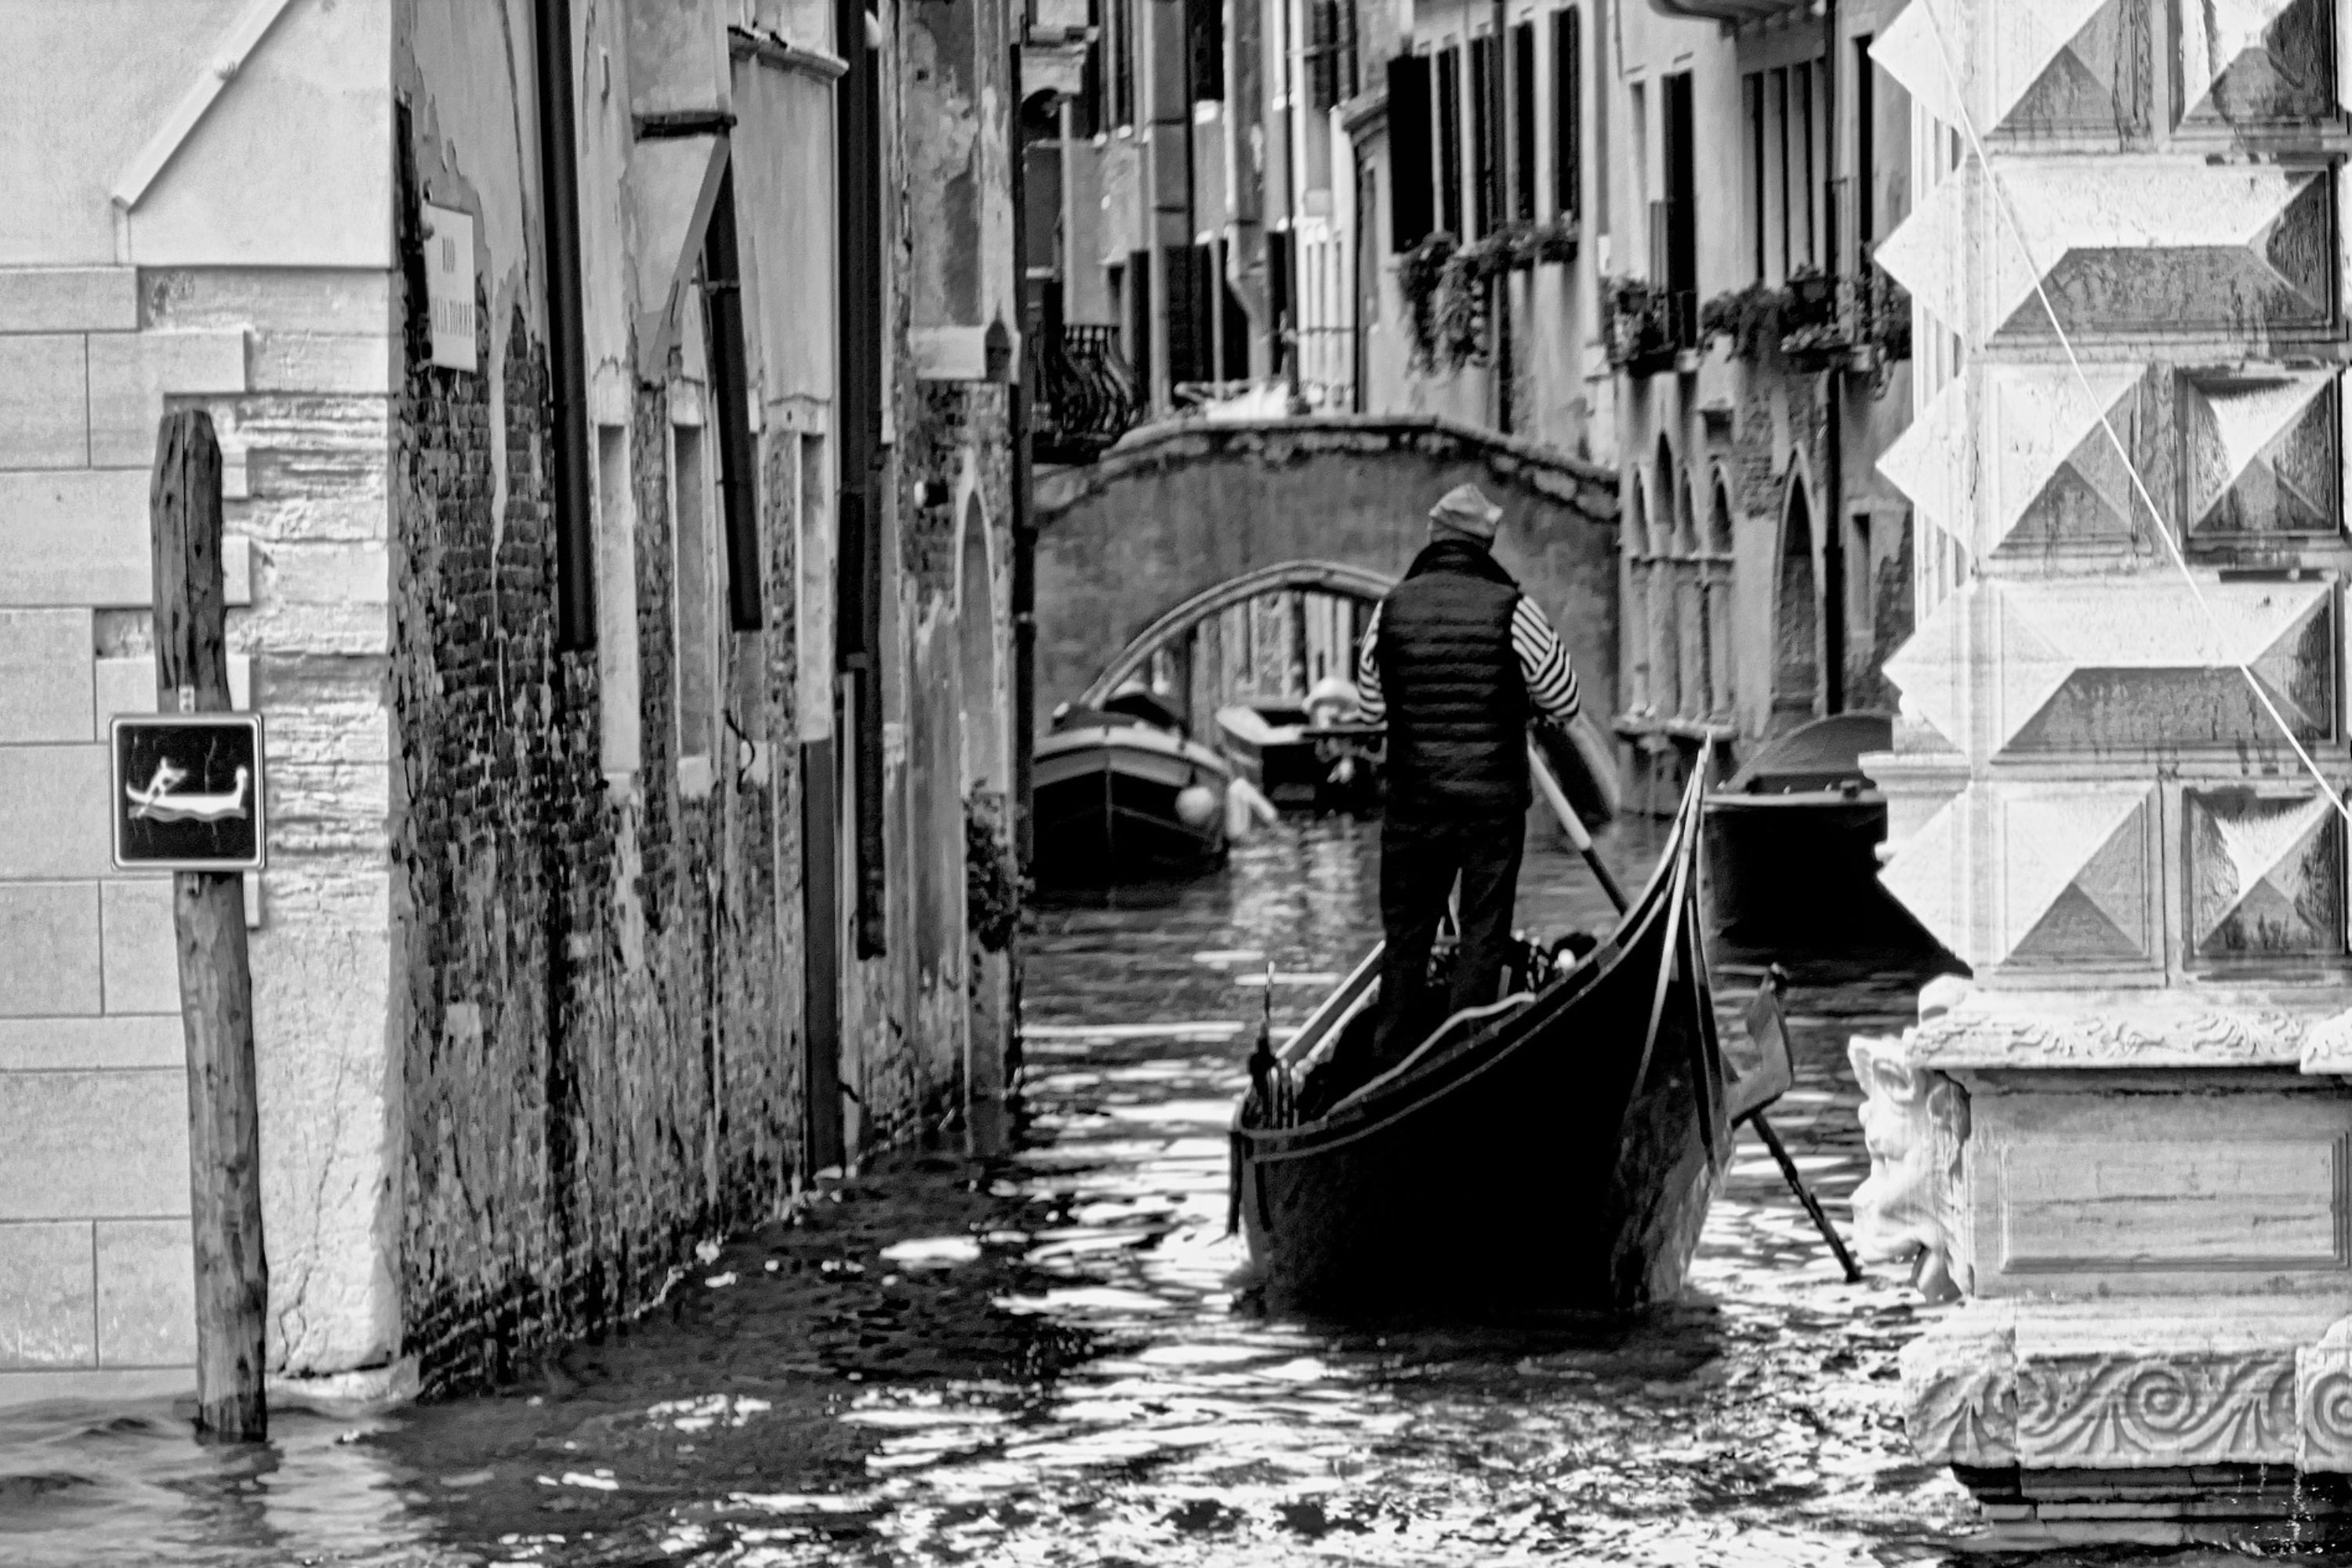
[2185, 787, 2347, 964]
[1867, 0, 2352, 1512]
[2182, 369, 2339, 541]
[1884, 577, 2336, 760]
[1878, 783, 2159, 971]
[2175, 0, 2339, 134]
[1875, 161, 2334, 346]
[1877, 0, 2338, 145]
[1878, 362, 2343, 563]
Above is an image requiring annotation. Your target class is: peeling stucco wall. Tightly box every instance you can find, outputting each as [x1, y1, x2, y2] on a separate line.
[390, 2, 802, 1391]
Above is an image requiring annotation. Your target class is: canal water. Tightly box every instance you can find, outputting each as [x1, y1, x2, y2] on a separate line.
[0, 815, 2197, 1566]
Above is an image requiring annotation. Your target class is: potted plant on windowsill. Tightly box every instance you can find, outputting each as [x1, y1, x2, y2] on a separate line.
[1784, 265, 1835, 322]
[1699, 281, 1785, 362]
[1602, 275, 1661, 370]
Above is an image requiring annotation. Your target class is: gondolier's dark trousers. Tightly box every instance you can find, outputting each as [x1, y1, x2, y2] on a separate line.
[1373, 808, 1526, 1068]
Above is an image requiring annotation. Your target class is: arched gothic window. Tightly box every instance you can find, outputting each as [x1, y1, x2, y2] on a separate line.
[1773, 477, 1822, 727]
[1703, 480, 1735, 719]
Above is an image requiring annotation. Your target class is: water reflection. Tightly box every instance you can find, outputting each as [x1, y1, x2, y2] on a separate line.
[0, 815, 2157, 1565]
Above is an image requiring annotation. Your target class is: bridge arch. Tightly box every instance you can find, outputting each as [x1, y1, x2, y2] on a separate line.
[1034, 413, 1621, 733]
[1077, 559, 1395, 707]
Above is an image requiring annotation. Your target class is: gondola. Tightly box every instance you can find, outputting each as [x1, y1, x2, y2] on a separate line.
[1703, 711, 1947, 966]
[1032, 686, 1232, 881]
[1230, 767, 1787, 1314]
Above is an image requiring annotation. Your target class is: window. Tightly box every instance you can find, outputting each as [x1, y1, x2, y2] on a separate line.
[1772, 67, 1790, 278]
[1512, 23, 1536, 223]
[596, 424, 641, 779]
[1186, 0, 1222, 100]
[1076, 0, 1104, 136]
[1661, 71, 1694, 293]
[1341, 0, 1360, 101]
[1470, 34, 1496, 237]
[1854, 34, 1875, 252]
[1389, 53, 1435, 249]
[1112, 0, 1134, 128]
[1590, 0, 1609, 236]
[1628, 80, 1647, 263]
[1308, 0, 1358, 109]
[1745, 72, 1765, 280]
[1123, 250, 1152, 393]
[672, 422, 718, 775]
[1795, 61, 1816, 268]
[1436, 46, 1464, 235]
[1552, 7, 1581, 220]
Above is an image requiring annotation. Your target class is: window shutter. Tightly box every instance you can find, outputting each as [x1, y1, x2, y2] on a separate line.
[1552, 9, 1580, 219]
[1388, 54, 1434, 250]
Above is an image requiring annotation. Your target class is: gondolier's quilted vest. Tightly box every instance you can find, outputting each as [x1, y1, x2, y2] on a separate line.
[1375, 539, 1530, 819]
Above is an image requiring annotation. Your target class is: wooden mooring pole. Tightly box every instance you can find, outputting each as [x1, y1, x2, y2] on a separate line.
[151, 411, 269, 1440]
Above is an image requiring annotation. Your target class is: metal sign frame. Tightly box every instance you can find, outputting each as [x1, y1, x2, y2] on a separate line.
[109, 712, 267, 873]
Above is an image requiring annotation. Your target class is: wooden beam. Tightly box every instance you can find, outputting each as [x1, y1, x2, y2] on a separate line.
[151, 410, 269, 1441]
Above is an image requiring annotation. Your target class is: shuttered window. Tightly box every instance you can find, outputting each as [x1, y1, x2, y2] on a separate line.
[1512, 23, 1536, 223]
[1436, 46, 1463, 236]
[1552, 7, 1580, 220]
[1388, 53, 1435, 249]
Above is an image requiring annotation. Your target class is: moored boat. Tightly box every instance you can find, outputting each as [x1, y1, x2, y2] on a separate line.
[1231, 771, 1778, 1314]
[1033, 693, 1232, 882]
[1213, 699, 1322, 804]
[1702, 712, 1948, 967]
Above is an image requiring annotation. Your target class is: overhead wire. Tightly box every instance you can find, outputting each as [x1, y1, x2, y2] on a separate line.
[1911, 0, 2350, 823]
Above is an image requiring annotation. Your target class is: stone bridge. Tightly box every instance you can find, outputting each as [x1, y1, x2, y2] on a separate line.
[1033, 414, 1622, 728]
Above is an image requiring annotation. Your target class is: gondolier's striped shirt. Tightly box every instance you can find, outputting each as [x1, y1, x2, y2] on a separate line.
[1353, 599, 1582, 726]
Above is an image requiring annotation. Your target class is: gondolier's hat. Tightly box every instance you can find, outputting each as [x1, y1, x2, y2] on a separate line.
[1428, 482, 1504, 543]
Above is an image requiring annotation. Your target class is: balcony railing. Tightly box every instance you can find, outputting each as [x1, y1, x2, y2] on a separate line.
[1032, 323, 1143, 465]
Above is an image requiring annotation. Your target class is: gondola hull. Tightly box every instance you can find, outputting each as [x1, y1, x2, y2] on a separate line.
[1032, 723, 1230, 880]
[1232, 789, 1729, 1314]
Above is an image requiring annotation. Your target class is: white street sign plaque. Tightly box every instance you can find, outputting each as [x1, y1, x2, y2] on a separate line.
[425, 203, 478, 372]
[111, 713, 267, 873]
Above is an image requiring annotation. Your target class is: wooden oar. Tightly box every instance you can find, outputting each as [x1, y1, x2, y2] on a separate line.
[1527, 741, 1862, 1283]
[1529, 736, 1630, 911]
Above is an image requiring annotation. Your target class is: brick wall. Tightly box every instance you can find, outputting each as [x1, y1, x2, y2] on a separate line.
[387, 150, 802, 1392]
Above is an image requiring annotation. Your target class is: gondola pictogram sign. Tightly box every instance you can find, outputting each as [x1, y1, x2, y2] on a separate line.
[110, 713, 266, 873]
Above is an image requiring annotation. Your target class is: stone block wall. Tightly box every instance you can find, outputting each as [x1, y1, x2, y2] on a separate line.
[0, 257, 402, 1400]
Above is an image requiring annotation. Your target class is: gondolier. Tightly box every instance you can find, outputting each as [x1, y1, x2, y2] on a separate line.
[1355, 482, 1583, 1069]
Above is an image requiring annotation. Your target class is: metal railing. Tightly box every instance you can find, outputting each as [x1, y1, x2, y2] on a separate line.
[1031, 323, 1143, 465]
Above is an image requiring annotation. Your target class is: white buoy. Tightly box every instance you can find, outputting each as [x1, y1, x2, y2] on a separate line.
[1174, 783, 1220, 827]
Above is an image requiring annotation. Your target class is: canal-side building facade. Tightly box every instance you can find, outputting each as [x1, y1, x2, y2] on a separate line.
[1016, 0, 1373, 437]
[0, 0, 1021, 1405]
[1334, 0, 1922, 797]
[1857, 0, 2352, 1532]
